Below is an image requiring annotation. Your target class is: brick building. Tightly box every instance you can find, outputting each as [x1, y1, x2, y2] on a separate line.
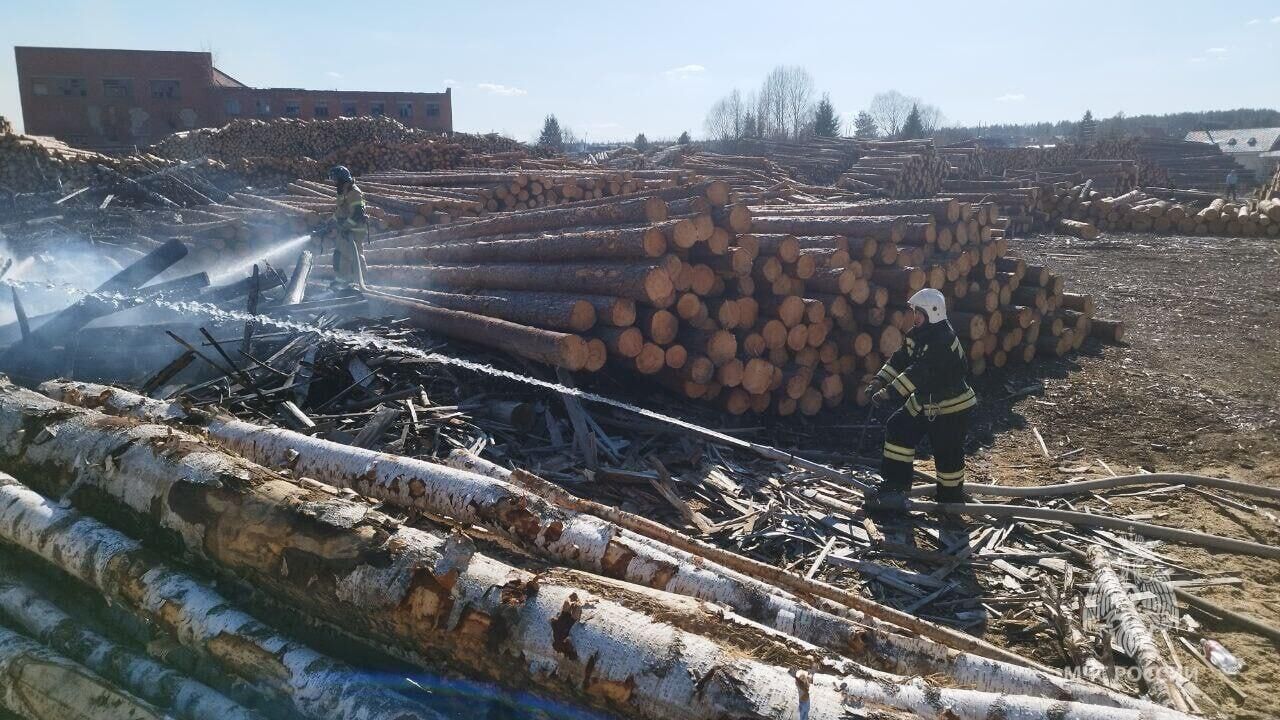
[14, 46, 452, 151]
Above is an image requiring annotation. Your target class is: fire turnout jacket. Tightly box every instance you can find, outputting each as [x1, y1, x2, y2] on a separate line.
[334, 183, 369, 238]
[875, 319, 975, 418]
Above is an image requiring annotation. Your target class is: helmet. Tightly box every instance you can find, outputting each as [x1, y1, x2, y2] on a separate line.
[328, 165, 353, 184]
[908, 288, 947, 324]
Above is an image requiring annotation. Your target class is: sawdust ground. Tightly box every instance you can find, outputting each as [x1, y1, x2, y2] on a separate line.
[959, 232, 1280, 720]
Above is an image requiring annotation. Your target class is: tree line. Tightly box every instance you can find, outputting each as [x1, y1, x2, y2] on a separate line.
[703, 68, 945, 144]
[936, 108, 1280, 146]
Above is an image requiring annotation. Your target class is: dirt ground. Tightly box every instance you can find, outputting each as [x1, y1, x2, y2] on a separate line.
[963, 232, 1280, 719]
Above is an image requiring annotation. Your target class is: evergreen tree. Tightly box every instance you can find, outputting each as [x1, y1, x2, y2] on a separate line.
[634, 133, 649, 151]
[677, 131, 691, 145]
[812, 94, 840, 138]
[852, 111, 878, 139]
[898, 104, 925, 140]
[1078, 110, 1097, 143]
[537, 115, 564, 152]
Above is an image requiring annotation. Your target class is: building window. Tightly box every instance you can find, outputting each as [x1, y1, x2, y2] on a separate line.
[398, 102, 413, 119]
[256, 99, 271, 116]
[31, 78, 50, 96]
[314, 103, 329, 118]
[370, 102, 385, 116]
[54, 78, 87, 97]
[284, 101, 301, 117]
[151, 80, 180, 99]
[225, 98, 241, 115]
[342, 102, 358, 117]
[426, 103, 440, 118]
[102, 79, 132, 99]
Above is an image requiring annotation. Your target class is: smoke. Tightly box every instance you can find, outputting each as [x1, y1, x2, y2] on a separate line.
[0, 237, 128, 326]
[203, 234, 314, 285]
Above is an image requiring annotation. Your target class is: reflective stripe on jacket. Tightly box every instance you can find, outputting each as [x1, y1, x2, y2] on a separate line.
[875, 320, 974, 418]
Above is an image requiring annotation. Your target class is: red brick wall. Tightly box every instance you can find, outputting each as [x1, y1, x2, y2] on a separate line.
[15, 47, 454, 151]
[15, 47, 220, 150]
[213, 88, 452, 132]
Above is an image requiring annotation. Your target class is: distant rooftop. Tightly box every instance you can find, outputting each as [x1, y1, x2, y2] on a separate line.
[1184, 127, 1280, 154]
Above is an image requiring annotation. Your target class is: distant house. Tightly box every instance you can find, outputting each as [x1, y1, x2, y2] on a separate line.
[1184, 127, 1280, 176]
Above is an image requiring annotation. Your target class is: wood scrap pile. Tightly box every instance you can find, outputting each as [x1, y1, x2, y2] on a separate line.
[10, 377, 1230, 720]
[1261, 161, 1280, 200]
[836, 140, 948, 198]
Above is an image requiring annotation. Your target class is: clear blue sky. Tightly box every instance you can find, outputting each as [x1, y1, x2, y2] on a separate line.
[3, 0, 1278, 142]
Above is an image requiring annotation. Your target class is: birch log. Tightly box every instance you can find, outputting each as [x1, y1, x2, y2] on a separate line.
[0, 623, 166, 720]
[0, 466, 1197, 720]
[36, 380, 1190, 716]
[0, 475, 448, 720]
[0, 574, 261, 720]
[1086, 547, 1186, 710]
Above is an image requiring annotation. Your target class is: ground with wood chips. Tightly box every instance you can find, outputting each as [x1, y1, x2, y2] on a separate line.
[963, 232, 1280, 720]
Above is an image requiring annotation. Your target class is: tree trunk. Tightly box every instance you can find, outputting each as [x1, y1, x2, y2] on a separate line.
[356, 261, 674, 305]
[0, 476, 442, 720]
[370, 196, 668, 248]
[751, 216, 906, 243]
[362, 223, 676, 264]
[0, 574, 261, 720]
[368, 291, 591, 370]
[367, 286, 597, 332]
[0, 624, 166, 720]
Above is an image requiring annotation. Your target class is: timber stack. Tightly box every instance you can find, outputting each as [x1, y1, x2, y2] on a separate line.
[1036, 185, 1280, 238]
[314, 168, 1116, 416]
[836, 139, 948, 198]
[0, 378, 1201, 720]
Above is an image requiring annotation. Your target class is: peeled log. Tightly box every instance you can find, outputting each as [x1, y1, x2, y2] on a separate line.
[371, 196, 668, 248]
[362, 223, 671, 264]
[0, 477, 440, 720]
[36, 382, 1190, 718]
[0, 623, 165, 720]
[0, 574, 260, 720]
[368, 286, 596, 332]
[357, 261, 674, 306]
[369, 291, 590, 370]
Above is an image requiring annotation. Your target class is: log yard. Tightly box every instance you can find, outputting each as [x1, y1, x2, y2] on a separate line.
[0, 3, 1277, 719]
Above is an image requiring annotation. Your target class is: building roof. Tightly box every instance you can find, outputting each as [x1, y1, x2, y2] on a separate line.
[211, 66, 248, 88]
[1184, 127, 1280, 154]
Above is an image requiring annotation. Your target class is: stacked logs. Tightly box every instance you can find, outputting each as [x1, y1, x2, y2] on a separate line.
[1035, 186, 1280, 238]
[311, 178, 1115, 416]
[1137, 137, 1257, 191]
[0, 380, 1189, 720]
[836, 140, 948, 198]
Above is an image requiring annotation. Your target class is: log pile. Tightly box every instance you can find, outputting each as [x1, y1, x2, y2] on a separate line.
[836, 140, 948, 198]
[0, 378, 1208, 720]
[1035, 186, 1280, 238]
[1136, 137, 1257, 191]
[308, 174, 1115, 415]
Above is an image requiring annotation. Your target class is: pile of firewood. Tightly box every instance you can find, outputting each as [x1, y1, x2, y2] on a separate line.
[836, 140, 948, 198]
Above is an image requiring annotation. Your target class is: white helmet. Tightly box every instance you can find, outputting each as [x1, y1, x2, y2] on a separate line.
[908, 288, 947, 324]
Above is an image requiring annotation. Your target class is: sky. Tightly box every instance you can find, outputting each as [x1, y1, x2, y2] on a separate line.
[2, 0, 1278, 142]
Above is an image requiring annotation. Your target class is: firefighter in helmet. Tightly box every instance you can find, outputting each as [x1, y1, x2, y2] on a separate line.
[864, 288, 976, 510]
[326, 165, 368, 290]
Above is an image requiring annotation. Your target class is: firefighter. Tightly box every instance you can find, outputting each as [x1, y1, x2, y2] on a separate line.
[326, 165, 368, 290]
[863, 288, 975, 510]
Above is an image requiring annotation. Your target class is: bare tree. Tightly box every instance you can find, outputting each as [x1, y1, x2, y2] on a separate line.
[759, 67, 788, 139]
[781, 66, 815, 139]
[868, 90, 914, 138]
[918, 104, 945, 135]
[704, 88, 749, 142]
